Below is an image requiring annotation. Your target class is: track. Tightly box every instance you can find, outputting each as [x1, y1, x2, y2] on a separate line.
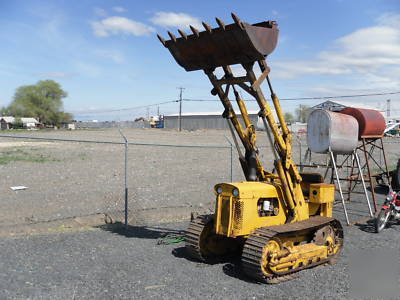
[184, 214, 212, 262]
[185, 214, 242, 263]
[241, 216, 343, 283]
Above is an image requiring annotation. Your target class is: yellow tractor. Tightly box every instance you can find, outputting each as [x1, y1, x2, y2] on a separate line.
[157, 13, 343, 283]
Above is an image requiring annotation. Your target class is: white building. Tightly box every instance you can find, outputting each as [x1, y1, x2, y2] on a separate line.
[0, 116, 40, 129]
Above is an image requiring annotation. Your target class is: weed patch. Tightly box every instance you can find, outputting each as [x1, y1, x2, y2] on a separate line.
[0, 148, 59, 165]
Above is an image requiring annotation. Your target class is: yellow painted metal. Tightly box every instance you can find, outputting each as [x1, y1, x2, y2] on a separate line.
[160, 18, 343, 281]
[259, 227, 341, 277]
[214, 181, 336, 237]
[214, 182, 288, 237]
[267, 243, 328, 272]
[309, 184, 335, 204]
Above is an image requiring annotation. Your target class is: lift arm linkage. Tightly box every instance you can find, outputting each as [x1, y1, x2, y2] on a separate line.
[205, 61, 303, 219]
[158, 14, 306, 221]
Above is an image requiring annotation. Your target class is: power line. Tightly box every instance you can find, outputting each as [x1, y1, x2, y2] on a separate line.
[72, 100, 178, 115]
[183, 91, 400, 102]
[71, 90, 400, 116]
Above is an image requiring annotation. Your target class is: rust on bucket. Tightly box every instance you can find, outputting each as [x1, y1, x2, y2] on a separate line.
[157, 13, 279, 71]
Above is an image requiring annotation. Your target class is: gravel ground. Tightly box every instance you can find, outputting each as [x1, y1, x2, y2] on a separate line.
[0, 211, 399, 300]
[1, 129, 400, 299]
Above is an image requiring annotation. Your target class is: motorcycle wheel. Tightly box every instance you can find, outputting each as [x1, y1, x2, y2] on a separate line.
[375, 209, 391, 233]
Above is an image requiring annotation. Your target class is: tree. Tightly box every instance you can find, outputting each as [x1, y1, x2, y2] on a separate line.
[13, 117, 23, 129]
[284, 112, 295, 124]
[295, 104, 311, 123]
[3, 80, 72, 125]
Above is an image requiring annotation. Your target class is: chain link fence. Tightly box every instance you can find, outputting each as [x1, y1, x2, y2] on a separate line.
[0, 129, 244, 228]
[1, 128, 399, 229]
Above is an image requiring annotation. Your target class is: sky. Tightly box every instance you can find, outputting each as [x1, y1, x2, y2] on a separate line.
[0, 0, 399, 121]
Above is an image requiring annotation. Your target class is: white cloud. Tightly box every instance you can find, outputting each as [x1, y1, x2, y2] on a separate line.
[272, 13, 400, 90]
[94, 7, 107, 17]
[113, 6, 127, 13]
[376, 12, 400, 27]
[35, 72, 75, 78]
[91, 16, 155, 37]
[150, 12, 202, 30]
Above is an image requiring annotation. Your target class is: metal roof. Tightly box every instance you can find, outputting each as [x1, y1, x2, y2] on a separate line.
[312, 100, 385, 112]
[0, 116, 40, 124]
[165, 110, 264, 117]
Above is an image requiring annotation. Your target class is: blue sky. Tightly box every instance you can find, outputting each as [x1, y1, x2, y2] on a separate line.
[0, 0, 399, 120]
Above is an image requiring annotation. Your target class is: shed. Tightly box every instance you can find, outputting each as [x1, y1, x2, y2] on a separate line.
[0, 116, 40, 129]
[164, 111, 260, 131]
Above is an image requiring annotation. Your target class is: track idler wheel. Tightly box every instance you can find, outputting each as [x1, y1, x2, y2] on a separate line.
[185, 214, 240, 263]
[313, 222, 343, 265]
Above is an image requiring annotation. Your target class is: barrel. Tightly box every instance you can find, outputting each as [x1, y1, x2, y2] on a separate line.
[340, 107, 386, 139]
[307, 109, 359, 154]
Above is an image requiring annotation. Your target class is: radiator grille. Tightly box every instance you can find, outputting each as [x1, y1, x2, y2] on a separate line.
[233, 201, 244, 231]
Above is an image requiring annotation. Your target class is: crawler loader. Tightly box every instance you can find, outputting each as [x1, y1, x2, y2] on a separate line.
[157, 14, 343, 283]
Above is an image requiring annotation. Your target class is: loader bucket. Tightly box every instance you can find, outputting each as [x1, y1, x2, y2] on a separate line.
[157, 13, 279, 71]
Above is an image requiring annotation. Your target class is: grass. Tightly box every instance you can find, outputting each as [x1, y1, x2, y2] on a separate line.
[0, 148, 59, 165]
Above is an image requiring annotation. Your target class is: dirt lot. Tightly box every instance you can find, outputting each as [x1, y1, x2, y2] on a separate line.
[0, 128, 292, 227]
[0, 128, 400, 298]
[1, 128, 398, 228]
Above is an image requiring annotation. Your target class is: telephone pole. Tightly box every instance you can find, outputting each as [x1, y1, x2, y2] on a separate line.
[178, 87, 185, 131]
[387, 99, 391, 118]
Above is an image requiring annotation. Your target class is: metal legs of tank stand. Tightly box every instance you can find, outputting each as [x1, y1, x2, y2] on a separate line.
[329, 148, 350, 225]
[354, 151, 374, 218]
[329, 148, 374, 225]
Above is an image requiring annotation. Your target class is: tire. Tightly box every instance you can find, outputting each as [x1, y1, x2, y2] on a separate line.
[375, 209, 391, 233]
[391, 159, 400, 190]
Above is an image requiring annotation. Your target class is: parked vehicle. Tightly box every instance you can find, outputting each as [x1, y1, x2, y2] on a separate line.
[375, 190, 400, 233]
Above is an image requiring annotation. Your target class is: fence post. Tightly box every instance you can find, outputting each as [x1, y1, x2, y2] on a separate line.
[224, 135, 233, 182]
[297, 134, 302, 166]
[118, 129, 129, 229]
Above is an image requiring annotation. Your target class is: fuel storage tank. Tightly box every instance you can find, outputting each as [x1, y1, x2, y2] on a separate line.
[307, 109, 359, 154]
[339, 107, 386, 139]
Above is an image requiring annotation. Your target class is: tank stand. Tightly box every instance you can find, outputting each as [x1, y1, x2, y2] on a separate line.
[328, 148, 374, 225]
[299, 147, 374, 225]
[347, 137, 391, 213]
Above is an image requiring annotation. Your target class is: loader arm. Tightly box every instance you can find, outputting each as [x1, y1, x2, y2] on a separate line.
[158, 14, 307, 221]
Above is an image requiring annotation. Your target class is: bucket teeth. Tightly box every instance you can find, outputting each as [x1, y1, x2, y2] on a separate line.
[178, 29, 188, 40]
[157, 34, 166, 46]
[159, 14, 279, 71]
[231, 13, 244, 29]
[190, 25, 200, 37]
[215, 17, 225, 30]
[202, 22, 212, 33]
[167, 31, 177, 42]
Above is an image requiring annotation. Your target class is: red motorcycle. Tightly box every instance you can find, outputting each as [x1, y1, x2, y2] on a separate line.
[375, 190, 400, 233]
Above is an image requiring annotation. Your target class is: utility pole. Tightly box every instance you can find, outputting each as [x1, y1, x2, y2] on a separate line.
[178, 87, 185, 131]
[146, 107, 150, 119]
[157, 106, 160, 116]
[387, 99, 391, 118]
